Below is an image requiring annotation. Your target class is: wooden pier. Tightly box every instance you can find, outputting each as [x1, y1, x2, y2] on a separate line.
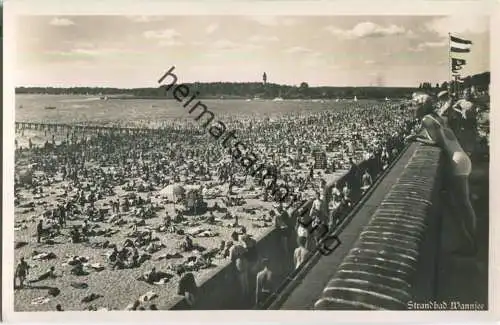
[14, 121, 184, 136]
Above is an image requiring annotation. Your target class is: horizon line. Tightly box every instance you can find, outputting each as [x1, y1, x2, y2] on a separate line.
[16, 84, 420, 89]
[15, 78, 490, 91]
[15, 70, 490, 90]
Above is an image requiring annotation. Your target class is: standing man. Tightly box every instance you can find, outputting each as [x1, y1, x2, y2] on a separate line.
[342, 183, 352, 205]
[308, 164, 314, 184]
[36, 219, 44, 243]
[255, 258, 273, 308]
[241, 228, 258, 295]
[15, 257, 30, 289]
[293, 237, 310, 270]
[296, 211, 310, 252]
[347, 158, 361, 200]
[58, 204, 66, 228]
[361, 169, 373, 192]
[229, 232, 250, 303]
[274, 203, 291, 255]
[309, 191, 322, 219]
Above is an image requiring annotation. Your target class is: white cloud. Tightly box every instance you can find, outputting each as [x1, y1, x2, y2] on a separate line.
[63, 41, 95, 49]
[248, 16, 298, 26]
[205, 23, 219, 34]
[158, 40, 184, 47]
[71, 48, 103, 56]
[406, 30, 418, 39]
[204, 40, 263, 57]
[284, 46, 312, 54]
[49, 18, 75, 26]
[245, 44, 264, 50]
[249, 35, 279, 43]
[127, 16, 164, 23]
[410, 41, 447, 52]
[212, 39, 240, 50]
[425, 16, 489, 37]
[326, 22, 407, 39]
[44, 47, 123, 59]
[143, 29, 180, 39]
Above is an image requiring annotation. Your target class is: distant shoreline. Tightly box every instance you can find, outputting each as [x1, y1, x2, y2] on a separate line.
[14, 94, 405, 101]
[15, 83, 420, 101]
[15, 71, 490, 101]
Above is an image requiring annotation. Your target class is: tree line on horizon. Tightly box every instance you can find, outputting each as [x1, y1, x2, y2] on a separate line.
[16, 71, 489, 100]
[418, 71, 490, 92]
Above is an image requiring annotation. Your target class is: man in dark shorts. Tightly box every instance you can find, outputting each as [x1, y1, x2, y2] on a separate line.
[15, 257, 30, 289]
[274, 203, 291, 255]
[36, 219, 44, 243]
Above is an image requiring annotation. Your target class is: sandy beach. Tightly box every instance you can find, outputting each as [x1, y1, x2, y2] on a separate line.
[14, 99, 356, 311]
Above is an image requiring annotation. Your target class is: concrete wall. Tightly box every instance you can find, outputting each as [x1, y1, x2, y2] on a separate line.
[168, 223, 294, 310]
[167, 154, 397, 310]
[314, 144, 444, 310]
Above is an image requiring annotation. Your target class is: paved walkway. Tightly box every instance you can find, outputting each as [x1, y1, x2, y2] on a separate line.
[276, 150, 489, 310]
[276, 145, 417, 309]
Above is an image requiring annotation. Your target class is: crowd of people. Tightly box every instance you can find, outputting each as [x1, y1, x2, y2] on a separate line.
[13, 91, 488, 310]
[406, 86, 489, 256]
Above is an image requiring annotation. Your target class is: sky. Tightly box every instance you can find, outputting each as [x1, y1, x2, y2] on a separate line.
[15, 15, 490, 88]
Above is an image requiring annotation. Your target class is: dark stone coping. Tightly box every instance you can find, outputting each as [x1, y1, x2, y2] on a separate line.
[314, 144, 444, 310]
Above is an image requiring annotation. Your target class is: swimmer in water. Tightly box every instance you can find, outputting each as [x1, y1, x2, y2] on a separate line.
[406, 92, 477, 256]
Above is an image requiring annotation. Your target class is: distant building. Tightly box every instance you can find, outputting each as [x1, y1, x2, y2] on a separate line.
[263, 72, 267, 85]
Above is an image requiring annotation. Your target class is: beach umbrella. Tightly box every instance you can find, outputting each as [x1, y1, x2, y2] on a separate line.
[159, 184, 185, 202]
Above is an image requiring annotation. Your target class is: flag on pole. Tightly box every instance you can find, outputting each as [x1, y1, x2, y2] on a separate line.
[450, 35, 472, 53]
[452, 58, 467, 73]
[453, 74, 465, 83]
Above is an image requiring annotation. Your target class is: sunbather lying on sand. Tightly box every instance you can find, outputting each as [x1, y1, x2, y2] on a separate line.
[81, 293, 103, 303]
[136, 267, 173, 284]
[32, 251, 57, 261]
[145, 242, 165, 254]
[155, 252, 183, 261]
[29, 266, 58, 283]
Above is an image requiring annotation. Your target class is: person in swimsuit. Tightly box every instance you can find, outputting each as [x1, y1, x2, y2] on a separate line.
[406, 93, 477, 256]
[15, 257, 30, 289]
[255, 258, 273, 307]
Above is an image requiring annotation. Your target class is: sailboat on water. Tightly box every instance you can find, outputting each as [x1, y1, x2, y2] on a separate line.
[272, 90, 284, 101]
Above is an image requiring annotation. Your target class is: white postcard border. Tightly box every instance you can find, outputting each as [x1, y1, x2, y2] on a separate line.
[2, 0, 499, 323]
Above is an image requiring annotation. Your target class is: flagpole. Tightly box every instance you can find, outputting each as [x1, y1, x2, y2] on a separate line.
[448, 32, 452, 92]
[448, 33, 454, 120]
